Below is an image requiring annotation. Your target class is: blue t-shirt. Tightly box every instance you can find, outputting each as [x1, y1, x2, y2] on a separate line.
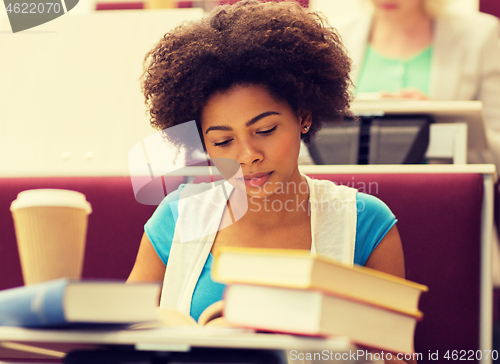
[145, 185, 396, 321]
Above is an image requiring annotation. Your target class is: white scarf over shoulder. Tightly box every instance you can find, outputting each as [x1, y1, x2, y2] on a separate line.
[159, 175, 357, 315]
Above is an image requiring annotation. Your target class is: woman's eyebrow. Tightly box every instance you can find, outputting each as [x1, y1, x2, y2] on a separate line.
[245, 111, 280, 127]
[205, 111, 281, 134]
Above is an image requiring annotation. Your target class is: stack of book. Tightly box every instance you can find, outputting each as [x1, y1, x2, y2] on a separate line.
[212, 247, 428, 354]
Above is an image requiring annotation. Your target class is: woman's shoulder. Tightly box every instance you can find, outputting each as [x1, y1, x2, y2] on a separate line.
[356, 191, 394, 218]
[356, 192, 389, 210]
[437, 11, 499, 38]
[146, 184, 185, 229]
[354, 192, 397, 266]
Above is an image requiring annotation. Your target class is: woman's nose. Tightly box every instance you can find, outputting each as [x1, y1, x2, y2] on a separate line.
[237, 140, 263, 165]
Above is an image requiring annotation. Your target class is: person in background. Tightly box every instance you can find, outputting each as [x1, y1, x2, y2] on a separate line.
[331, 0, 500, 159]
[332, 2, 500, 352]
[333, 0, 499, 101]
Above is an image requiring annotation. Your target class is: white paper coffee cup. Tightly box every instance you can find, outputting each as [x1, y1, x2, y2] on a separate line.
[10, 189, 92, 285]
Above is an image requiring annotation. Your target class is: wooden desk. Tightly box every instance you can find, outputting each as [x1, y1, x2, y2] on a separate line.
[350, 100, 491, 165]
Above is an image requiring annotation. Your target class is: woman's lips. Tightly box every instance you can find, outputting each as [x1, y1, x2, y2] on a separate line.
[379, 2, 398, 10]
[244, 172, 272, 188]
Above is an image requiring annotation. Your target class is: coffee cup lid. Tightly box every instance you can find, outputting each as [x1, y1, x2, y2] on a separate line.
[10, 189, 92, 214]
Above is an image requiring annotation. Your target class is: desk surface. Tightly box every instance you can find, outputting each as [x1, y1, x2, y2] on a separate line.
[299, 163, 497, 177]
[0, 326, 352, 350]
[350, 100, 488, 150]
[0, 326, 356, 362]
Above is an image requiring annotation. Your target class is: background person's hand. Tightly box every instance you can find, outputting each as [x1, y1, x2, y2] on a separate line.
[380, 88, 430, 100]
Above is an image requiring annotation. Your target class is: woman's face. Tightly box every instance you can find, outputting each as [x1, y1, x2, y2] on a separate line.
[371, 0, 424, 16]
[201, 84, 311, 199]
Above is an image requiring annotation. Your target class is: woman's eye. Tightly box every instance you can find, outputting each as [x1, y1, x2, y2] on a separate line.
[257, 126, 277, 135]
[213, 139, 232, 147]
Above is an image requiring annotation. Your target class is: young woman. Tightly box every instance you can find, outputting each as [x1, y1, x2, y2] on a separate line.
[128, 1, 411, 362]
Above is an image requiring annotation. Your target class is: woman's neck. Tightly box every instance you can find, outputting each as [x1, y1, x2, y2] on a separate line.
[370, 10, 433, 59]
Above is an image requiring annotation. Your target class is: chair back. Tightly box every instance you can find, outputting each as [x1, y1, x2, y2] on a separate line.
[309, 172, 483, 358]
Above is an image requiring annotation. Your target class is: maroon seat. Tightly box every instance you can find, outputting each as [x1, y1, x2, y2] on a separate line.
[480, 0, 500, 18]
[0, 173, 485, 362]
[309, 173, 483, 361]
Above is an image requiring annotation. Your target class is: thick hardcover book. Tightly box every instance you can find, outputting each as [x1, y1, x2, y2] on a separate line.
[0, 279, 161, 327]
[213, 246, 428, 316]
[223, 283, 420, 354]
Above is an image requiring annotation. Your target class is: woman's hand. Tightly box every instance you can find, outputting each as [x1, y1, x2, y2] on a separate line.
[380, 88, 430, 100]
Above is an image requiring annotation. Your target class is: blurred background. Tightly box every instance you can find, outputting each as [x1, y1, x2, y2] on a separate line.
[0, 0, 498, 177]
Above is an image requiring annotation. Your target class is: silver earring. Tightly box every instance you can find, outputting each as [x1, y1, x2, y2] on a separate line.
[303, 126, 309, 131]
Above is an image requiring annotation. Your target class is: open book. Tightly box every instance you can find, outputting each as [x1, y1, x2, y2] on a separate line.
[130, 301, 228, 329]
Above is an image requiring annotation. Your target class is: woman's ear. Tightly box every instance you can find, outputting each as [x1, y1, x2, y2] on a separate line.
[299, 110, 312, 133]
